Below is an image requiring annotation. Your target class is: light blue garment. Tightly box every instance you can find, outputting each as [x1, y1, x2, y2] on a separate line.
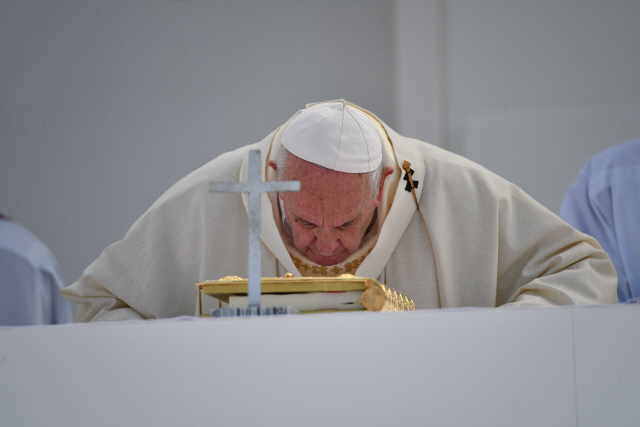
[559, 139, 640, 303]
[0, 217, 73, 325]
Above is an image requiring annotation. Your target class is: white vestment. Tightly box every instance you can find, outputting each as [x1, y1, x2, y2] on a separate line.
[62, 103, 617, 321]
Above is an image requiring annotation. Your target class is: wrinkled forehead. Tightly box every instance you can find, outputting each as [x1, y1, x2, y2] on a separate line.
[285, 156, 372, 207]
[286, 183, 372, 226]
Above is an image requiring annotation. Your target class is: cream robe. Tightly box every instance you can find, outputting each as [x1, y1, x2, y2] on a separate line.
[62, 105, 617, 321]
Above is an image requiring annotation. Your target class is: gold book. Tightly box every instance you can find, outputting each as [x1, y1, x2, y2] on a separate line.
[196, 274, 415, 316]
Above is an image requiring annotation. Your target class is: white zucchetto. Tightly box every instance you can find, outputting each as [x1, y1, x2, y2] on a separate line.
[280, 101, 382, 173]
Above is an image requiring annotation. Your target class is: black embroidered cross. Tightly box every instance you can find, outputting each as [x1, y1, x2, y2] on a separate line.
[403, 168, 419, 192]
[402, 160, 420, 211]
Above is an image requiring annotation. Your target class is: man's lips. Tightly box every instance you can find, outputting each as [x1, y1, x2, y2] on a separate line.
[306, 247, 346, 265]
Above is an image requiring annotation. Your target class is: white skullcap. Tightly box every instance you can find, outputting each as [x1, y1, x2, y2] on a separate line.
[280, 101, 382, 173]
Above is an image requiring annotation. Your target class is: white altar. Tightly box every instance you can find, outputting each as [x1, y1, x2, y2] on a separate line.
[1, 305, 638, 426]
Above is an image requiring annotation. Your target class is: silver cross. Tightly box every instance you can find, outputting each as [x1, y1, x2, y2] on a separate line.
[209, 149, 300, 308]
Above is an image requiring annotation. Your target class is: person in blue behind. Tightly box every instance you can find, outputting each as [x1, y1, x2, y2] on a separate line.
[559, 139, 640, 304]
[0, 214, 73, 325]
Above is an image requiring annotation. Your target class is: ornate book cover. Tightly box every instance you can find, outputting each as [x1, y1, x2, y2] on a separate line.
[196, 274, 415, 315]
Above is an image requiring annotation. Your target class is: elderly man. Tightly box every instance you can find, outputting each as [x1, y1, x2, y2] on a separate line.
[62, 101, 616, 321]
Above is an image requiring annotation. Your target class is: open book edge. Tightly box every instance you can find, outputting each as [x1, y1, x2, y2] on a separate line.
[228, 291, 365, 312]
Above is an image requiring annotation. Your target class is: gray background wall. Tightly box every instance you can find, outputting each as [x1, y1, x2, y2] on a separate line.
[2, 0, 640, 288]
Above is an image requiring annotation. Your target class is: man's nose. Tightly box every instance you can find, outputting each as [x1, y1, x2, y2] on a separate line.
[314, 230, 338, 255]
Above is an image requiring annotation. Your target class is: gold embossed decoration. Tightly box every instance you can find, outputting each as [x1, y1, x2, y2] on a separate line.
[196, 274, 415, 316]
[289, 252, 370, 277]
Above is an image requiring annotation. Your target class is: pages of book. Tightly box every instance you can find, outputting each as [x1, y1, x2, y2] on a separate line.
[228, 291, 365, 311]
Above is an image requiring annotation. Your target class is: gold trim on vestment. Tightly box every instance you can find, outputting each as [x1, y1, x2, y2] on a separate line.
[289, 248, 372, 277]
[290, 254, 365, 276]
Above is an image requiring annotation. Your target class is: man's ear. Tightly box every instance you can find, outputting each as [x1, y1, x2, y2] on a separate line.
[375, 166, 395, 207]
[267, 160, 284, 199]
[267, 160, 277, 173]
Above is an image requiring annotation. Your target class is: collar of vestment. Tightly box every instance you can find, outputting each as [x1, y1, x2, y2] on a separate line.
[239, 101, 425, 279]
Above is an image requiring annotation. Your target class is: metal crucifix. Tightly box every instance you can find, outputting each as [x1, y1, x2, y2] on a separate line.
[209, 149, 300, 308]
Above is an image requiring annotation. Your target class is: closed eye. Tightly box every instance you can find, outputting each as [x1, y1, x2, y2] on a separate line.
[337, 221, 355, 230]
[298, 219, 316, 229]
[295, 215, 357, 230]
